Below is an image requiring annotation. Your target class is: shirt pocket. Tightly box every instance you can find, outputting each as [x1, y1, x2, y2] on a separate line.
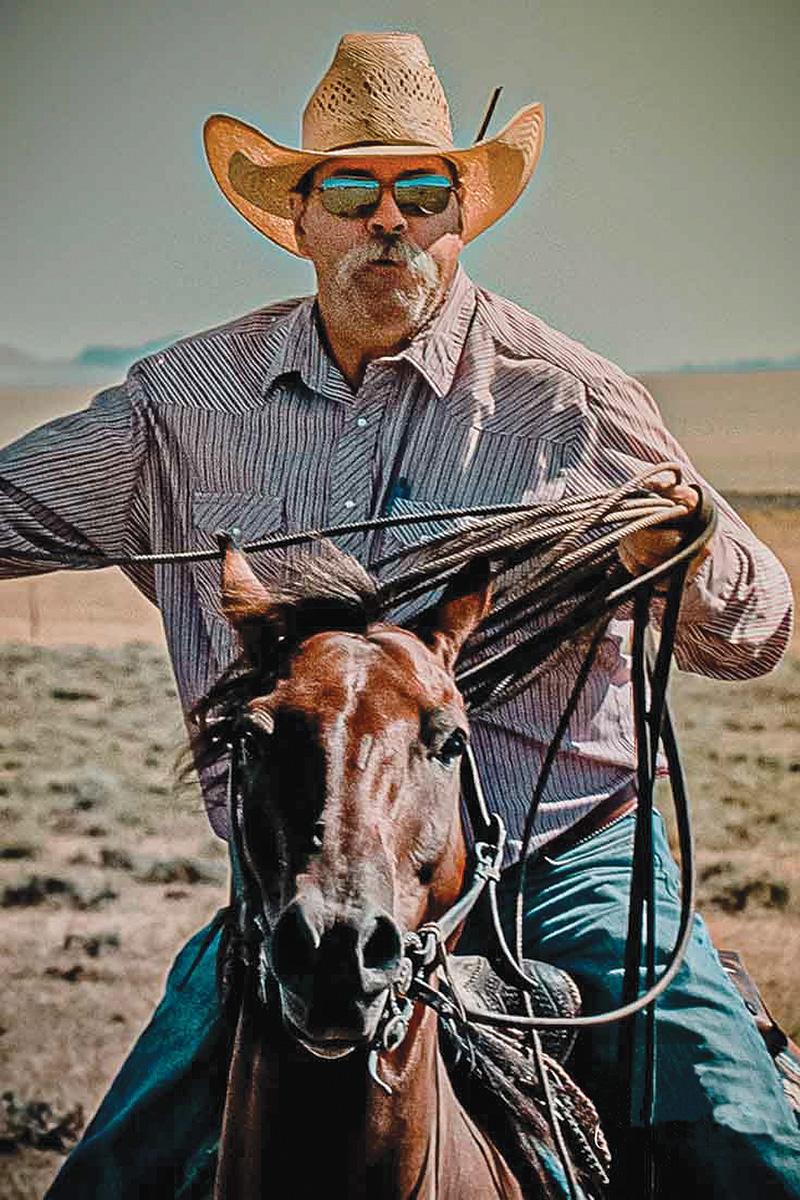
[379, 430, 576, 641]
[191, 490, 286, 671]
[381, 428, 573, 578]
[390, 426, 574, 535]
[448, 425, 574, 508]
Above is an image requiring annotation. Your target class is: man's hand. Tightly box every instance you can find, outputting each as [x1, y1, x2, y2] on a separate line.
[617, 470, 712, 581]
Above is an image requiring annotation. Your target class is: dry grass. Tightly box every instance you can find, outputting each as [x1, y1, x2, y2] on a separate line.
[660, 656, 800, 1035]
[642, 370, 800, 495]
[737, 505, 800, 657]
[0, 644, 227, 1197]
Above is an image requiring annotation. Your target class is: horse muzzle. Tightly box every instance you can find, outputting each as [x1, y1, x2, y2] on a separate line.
[270, 899, 404, 1051]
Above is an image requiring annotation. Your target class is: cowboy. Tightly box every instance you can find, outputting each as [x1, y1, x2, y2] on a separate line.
[1, 31, 796, 1198]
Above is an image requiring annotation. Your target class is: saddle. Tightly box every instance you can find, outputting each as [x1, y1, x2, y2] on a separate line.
[448, 953, 581, 1064]
[443, 949, 800, 1200]
[442, 955, 611, 1199]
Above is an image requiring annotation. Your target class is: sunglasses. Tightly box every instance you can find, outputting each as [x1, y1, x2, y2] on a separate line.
[316, 174, 454, 219]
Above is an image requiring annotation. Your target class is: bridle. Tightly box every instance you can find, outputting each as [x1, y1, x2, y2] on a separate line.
[215, 703, 509, 1087]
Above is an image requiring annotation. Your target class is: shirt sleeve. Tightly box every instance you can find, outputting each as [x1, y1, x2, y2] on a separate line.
[0, 377, 153, 588]
[582, 372, 793, 679]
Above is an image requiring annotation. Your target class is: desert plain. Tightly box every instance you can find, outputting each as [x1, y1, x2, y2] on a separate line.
[0, 374, 798, 1196]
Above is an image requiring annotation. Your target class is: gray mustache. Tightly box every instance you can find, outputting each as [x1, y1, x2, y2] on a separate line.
[338, 239, 439, 285]
[356, 239, 426, 266]
[332, 238, 441, 310]
[364, 240, 418, 264]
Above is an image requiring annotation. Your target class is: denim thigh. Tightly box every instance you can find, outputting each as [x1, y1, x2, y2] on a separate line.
[460, 811, 797, 1139]
[45, 921, 226, 1199]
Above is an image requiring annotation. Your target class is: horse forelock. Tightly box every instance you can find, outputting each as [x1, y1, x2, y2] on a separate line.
[266, 544, 380, 628]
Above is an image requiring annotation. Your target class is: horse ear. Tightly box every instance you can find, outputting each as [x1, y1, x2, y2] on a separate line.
[423, 558, 492, 673]
[220, 542, 285, 665]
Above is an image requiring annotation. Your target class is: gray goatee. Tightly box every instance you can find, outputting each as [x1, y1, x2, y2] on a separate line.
[333, 238, 441, 329]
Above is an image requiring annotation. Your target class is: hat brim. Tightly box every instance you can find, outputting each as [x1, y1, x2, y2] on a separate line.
[204, 104, 544, 256]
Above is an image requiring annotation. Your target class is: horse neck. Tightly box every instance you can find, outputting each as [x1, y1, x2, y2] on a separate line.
[366, 1005, 523, 1199]
[215, 990, 522, 1199]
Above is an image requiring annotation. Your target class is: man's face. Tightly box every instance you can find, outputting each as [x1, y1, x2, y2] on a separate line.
[290, 154, 464, 343]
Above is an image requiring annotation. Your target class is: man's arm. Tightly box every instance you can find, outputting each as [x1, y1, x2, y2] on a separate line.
[0, 379, 152, 584]
[584, 373, 793, 679]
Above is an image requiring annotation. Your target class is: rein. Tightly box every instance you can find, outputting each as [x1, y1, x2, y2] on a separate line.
[169, 463, 716, 1199]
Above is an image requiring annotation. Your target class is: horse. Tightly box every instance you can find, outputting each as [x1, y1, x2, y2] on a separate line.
[190, 542, 609, 1199]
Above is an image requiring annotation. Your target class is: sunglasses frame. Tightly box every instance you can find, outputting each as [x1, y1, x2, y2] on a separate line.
[315, 173, 455, 219]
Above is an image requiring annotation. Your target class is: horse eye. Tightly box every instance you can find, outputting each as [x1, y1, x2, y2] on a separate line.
[435, 729, 467, 767]
[417, 862, 435, 885]
[310, 820, 325, 851]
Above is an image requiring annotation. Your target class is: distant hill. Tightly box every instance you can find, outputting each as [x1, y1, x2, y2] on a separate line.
[0, 337, 179, 386]
[74, 338, 177, 370]
[2, 338, 799, 387]
[0, 344, 47, 369]
[649, 354, 800, 374]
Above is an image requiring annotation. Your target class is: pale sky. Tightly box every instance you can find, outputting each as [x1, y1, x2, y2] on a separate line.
[3, 0, 798, 371]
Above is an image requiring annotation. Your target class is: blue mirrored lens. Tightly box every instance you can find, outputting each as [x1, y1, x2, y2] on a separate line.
[318, 175, 452, 217]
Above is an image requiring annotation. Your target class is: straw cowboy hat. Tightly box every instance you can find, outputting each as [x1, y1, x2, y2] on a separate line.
[204, 32, 544, 256]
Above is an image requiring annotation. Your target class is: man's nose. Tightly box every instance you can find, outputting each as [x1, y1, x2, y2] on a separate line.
[366, 187, 408, 235]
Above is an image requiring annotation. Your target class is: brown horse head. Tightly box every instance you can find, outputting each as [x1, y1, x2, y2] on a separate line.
[209, 545, 491, 1059]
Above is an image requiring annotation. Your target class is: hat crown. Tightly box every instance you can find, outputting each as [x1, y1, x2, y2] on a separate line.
[302, 33, 454, 152]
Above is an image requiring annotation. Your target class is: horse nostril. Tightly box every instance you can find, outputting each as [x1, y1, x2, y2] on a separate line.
[272, 906, 402, 997]
[271, 902, 319, 984]
[361, 913, 403, 973]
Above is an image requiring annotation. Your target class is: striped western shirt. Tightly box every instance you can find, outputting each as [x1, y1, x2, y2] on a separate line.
[0, 268, 792, 856]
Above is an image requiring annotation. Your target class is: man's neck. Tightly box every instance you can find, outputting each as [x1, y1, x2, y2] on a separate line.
[314, 305, 414, 391]
[314, 279, 454, 391]
[323, 328, 410, 391]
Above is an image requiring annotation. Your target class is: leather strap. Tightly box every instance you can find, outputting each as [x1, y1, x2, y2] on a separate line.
[541, 782, 637, 859]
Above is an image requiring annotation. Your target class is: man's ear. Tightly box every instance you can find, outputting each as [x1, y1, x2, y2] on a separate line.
[288, 192, 309, 254]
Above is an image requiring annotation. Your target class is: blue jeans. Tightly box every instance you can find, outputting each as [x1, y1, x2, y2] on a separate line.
[47, 813, 800, 1198]
[46, 924, 227, 1199]
[458, 811, 800, 1197]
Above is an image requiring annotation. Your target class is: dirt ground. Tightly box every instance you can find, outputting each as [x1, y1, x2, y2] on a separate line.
[0, 504, 798, 1196]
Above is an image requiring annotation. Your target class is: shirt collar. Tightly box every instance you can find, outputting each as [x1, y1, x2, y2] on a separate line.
[261, 266, 478, 403]
[393, 266, 477, 398]
[260, 297, 353, 404]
